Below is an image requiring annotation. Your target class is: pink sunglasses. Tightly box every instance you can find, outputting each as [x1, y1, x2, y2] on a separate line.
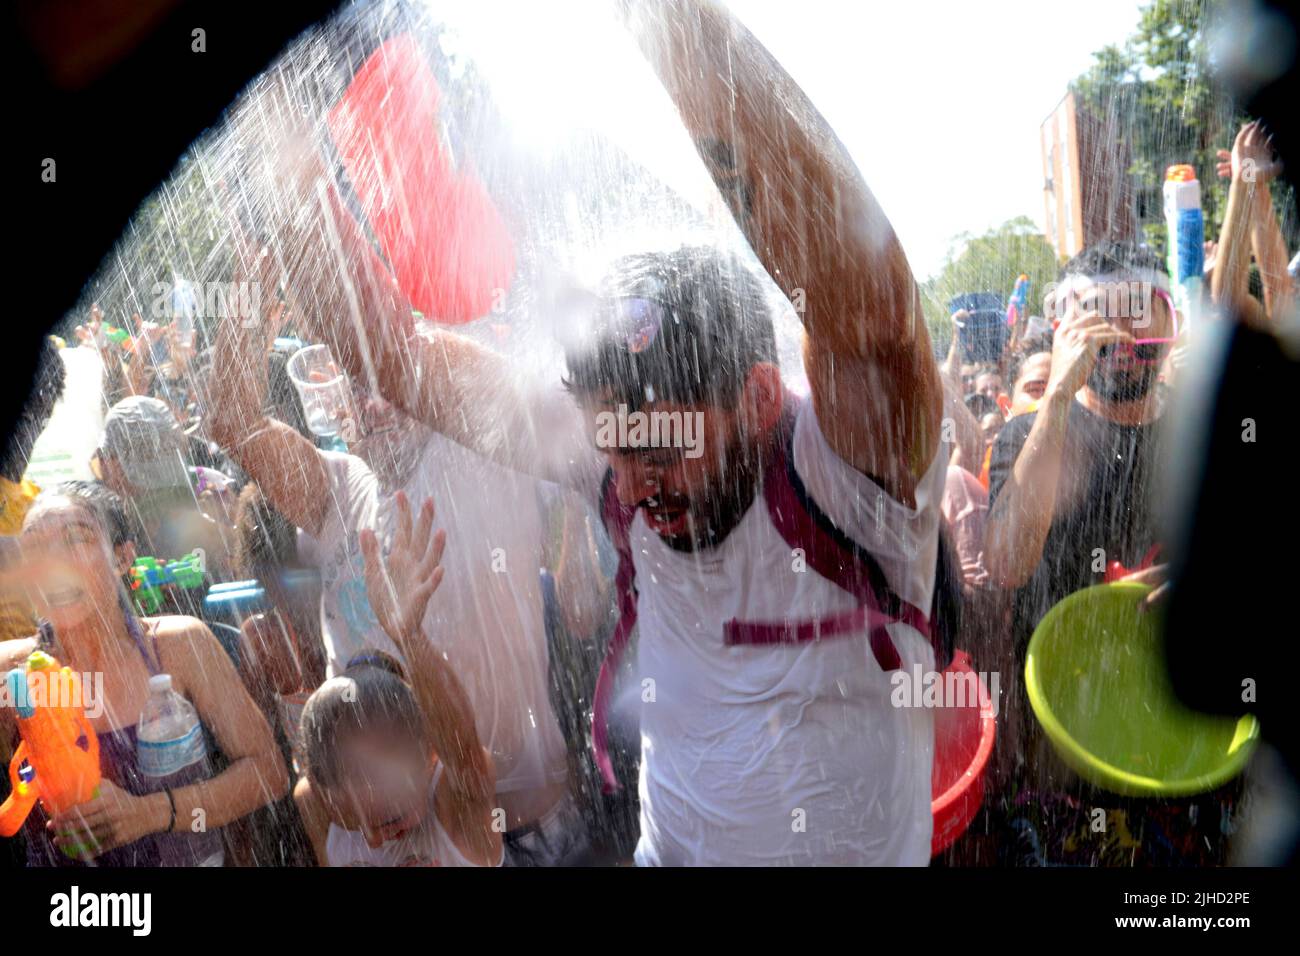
[1124, 289, 1181, 364]
[1053, 288, 1180, 365]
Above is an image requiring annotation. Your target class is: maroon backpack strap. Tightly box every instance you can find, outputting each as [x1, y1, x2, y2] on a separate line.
[590, 399, 939, 790]
[592, 469, 638, 793]
[754, 398, 934, 670]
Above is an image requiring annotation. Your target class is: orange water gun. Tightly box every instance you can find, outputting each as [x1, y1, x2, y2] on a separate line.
[0, 651, 101, 841]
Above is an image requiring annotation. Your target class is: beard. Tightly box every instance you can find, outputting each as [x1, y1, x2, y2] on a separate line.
[641, 437, 764, 553]
[1087, 359, 1158, 404]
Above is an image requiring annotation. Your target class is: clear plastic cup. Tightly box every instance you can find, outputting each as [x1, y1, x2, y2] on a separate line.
[286, 344, 354, 438]
[171, 280, 199, 350]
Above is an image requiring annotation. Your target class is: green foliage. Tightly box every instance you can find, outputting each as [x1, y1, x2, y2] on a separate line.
[921, 216, 1061, 348]
[926, 0, 1297, 353]
[62, 151, 231, 342]
[1070, 0, 1238, 252]
[1069, 0, 1297, 266]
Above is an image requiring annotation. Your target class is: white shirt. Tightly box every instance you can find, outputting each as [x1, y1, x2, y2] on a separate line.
[298, 432, 569, 797]
[325, 763, 503, 867]
[615, 403, 944, 866]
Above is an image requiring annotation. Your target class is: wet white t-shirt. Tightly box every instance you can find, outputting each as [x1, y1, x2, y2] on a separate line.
[325, 763, 503, 867]
[298, 433, 569, 797]
[607, 402, 944, 866]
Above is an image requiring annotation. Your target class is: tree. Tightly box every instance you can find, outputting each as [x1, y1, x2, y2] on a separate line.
[922, 216, 1061, 349]
[62, 150, 232, 343]
[1070, 0, 1294, 253]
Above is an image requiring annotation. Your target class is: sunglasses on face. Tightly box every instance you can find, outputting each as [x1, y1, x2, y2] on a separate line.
[1118, 289, 1180, 364]
[1088, 289, 1180, 366]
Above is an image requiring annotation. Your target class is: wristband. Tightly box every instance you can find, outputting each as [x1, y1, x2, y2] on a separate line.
[164, 788, 177, 833]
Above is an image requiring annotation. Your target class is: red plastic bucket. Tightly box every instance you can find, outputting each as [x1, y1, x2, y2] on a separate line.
[930, 650, 997, 856]
[328, 35, 515, 325]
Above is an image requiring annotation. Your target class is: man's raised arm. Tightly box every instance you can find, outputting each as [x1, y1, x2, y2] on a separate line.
[206, 246, 332, 538]
[629, 0, 942, 503]
[250, 94, 578, 482]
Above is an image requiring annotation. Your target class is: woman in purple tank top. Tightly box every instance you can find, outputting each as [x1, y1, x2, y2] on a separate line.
[0, 481, 288, 866]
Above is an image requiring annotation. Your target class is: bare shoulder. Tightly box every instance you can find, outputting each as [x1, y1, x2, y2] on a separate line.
[144, 615, 232, 674]
[146, 614, 218, 646]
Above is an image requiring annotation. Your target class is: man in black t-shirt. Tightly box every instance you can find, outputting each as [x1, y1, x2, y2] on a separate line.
[983, 242, 1235, 866]
[986, 241, 1173, 651]
[988, 399, 1164, 653]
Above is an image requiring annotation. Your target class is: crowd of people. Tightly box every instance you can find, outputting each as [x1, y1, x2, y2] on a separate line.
[2, 0, 1295, 868]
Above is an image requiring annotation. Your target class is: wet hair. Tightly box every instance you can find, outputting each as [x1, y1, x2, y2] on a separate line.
[233, 482, 297, 581]
[1018, 332, 1054, 356]
[1060, 240, 1164, 281]
[299, 650, 427, 792]
[42, 480, 135, 548]
[1008, 350, 1051, 389]
[562, 246, 778, 411]
[3, 337, 67, 482]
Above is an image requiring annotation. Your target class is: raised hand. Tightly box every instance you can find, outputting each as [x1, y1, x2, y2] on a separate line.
[361, 492, 447, 645]
[73, 303, 106, 349]
[1046, 297, 1132, 401]
[1217, 120, 1281, 184]
[226, 70, 332, 245]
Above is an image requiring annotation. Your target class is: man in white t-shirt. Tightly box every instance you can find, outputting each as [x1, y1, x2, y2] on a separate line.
[209, 313, 578, 862]
[252, 0, 944, 865]
[557, 248, 944, 866]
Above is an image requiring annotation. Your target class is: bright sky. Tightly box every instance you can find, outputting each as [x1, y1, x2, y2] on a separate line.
[728, 0, 1144, 278]
[410, 0, 1149, 282]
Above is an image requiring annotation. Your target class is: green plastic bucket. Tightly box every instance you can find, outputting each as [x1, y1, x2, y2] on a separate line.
[1025, 582, 1259, 797]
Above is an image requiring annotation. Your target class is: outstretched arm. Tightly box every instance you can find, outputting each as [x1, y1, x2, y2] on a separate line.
[1213, 122, 1276, 327]
[300, 185, 580, 477]
[941, 373, 984, 476]
[206, 245, 331, 538]
[1244, 155, 1295, 322]
[360, 493, 500, 865]
[235, 77, 576, 481]
[628, 0, 942, 503]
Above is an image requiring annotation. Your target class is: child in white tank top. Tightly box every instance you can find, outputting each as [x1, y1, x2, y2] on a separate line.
[326, 762, 502, 867]
[294, 494, 503, 868]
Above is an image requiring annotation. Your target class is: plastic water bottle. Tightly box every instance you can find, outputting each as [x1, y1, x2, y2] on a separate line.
[137, 674, 224, 866]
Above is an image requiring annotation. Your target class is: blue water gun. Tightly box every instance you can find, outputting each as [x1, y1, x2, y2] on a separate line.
[1163, 165, 1204, 328]
[1006, 274, 1030, 327]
